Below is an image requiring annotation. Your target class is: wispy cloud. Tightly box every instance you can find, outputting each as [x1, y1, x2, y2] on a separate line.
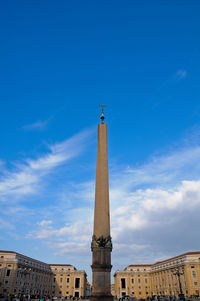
[110, 144, 200, 196]
[22, 119, 50, 131]
[27, 138, 200, 267]
[152, 68, 188, 108]
[174, 69, 187, 80]
[0, 127, 94, 201]
[2, 125, 200, 275]
[0, 217, 15, 230]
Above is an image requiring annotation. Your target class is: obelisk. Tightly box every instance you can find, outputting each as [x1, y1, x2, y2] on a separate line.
[90, 106, 113, 301]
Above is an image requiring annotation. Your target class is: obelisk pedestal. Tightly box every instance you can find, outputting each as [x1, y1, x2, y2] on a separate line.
[90, 109, 113, 301]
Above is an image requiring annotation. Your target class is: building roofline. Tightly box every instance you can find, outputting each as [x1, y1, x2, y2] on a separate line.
[0, 250, 49, 266]
[0, 251, 74, 268]
[127, 264, 153, 267]
[48, 263, 74, 267]
[126, 251, 200, 269]
[0, 250, 16, 254]
[153, 251, 200, 265]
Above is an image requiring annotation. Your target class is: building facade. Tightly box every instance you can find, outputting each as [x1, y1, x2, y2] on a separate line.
[0, 251, 52, 297]
[0, 251, 87, 298]
[114, 252, 200, 299]
[50, 264, 87, 298]
[114, 264, 152, 299]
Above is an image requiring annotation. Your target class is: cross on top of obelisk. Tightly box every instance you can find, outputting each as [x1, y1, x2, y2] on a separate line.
[99, 104, 106, 123]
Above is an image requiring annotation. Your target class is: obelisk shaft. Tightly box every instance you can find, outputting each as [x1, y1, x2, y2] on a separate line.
[94, 123, 110, 238]
[90, 118, 113, 301]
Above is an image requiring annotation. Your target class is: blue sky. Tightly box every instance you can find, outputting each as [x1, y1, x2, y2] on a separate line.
[1, 0, 200, 282]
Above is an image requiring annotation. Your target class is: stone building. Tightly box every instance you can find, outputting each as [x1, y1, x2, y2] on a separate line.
[150, 252, 200, 297]
[0, 251, 87, 298]
[0, 251, 52, 297]
[114, 252, 200, 299]
[114, 264, 152, 299]
[50, 264, 87, 298]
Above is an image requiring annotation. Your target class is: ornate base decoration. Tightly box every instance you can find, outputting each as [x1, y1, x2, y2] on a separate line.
[91, 235, 112, 250]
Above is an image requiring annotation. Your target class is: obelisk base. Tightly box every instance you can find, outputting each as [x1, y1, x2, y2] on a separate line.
[91, 248, 112, 296]
[90, 295, 114, 301]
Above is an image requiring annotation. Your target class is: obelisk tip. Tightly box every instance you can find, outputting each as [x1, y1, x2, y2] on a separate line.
[99, 104, 106, 123]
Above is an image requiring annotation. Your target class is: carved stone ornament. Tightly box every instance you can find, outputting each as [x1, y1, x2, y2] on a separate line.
[91, 234, 112, 250]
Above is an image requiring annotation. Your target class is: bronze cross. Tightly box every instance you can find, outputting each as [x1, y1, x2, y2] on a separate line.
[99, 104, 106, 122]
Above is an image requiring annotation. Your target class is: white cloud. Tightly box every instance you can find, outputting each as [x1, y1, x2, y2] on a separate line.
[0, 127, 94, 202]
[0, 217, 14, 230]
[174, 69, 187, 80]
[112, 180, 200, 234]
[27, 177, 200, 265]
[37, 220, 52, 227]
[110, 144, 200, 195]
[9, 127, 200, 271]
[22, 119, 50, 131]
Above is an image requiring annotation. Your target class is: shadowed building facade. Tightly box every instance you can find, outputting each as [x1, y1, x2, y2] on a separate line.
[90, 109, 113, 301]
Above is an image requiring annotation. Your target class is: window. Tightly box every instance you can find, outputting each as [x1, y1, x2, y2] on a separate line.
[67, 278, 70, 283]
[131, 278, 134, 284]
[75, 278, 80, 289]
[60, 286, 62, 288]
[138, 278, 141, 284]
[60, 278, 63, 283]
[192, 271, 197, 278]
[139, 292, 141, 295]
[6, 269, 11, 277]
[139, 286, 141, 289]
[53, 278, 56, 283]
[121, 278, 126, 289]
[145, 278, 148, 284]
[194, 282, 198, 286]
[191, 266, 195, 268]
[66, 292, 69, 295]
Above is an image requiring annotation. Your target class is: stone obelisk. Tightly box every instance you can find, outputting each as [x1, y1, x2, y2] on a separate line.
[90, 107, 113, 301]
